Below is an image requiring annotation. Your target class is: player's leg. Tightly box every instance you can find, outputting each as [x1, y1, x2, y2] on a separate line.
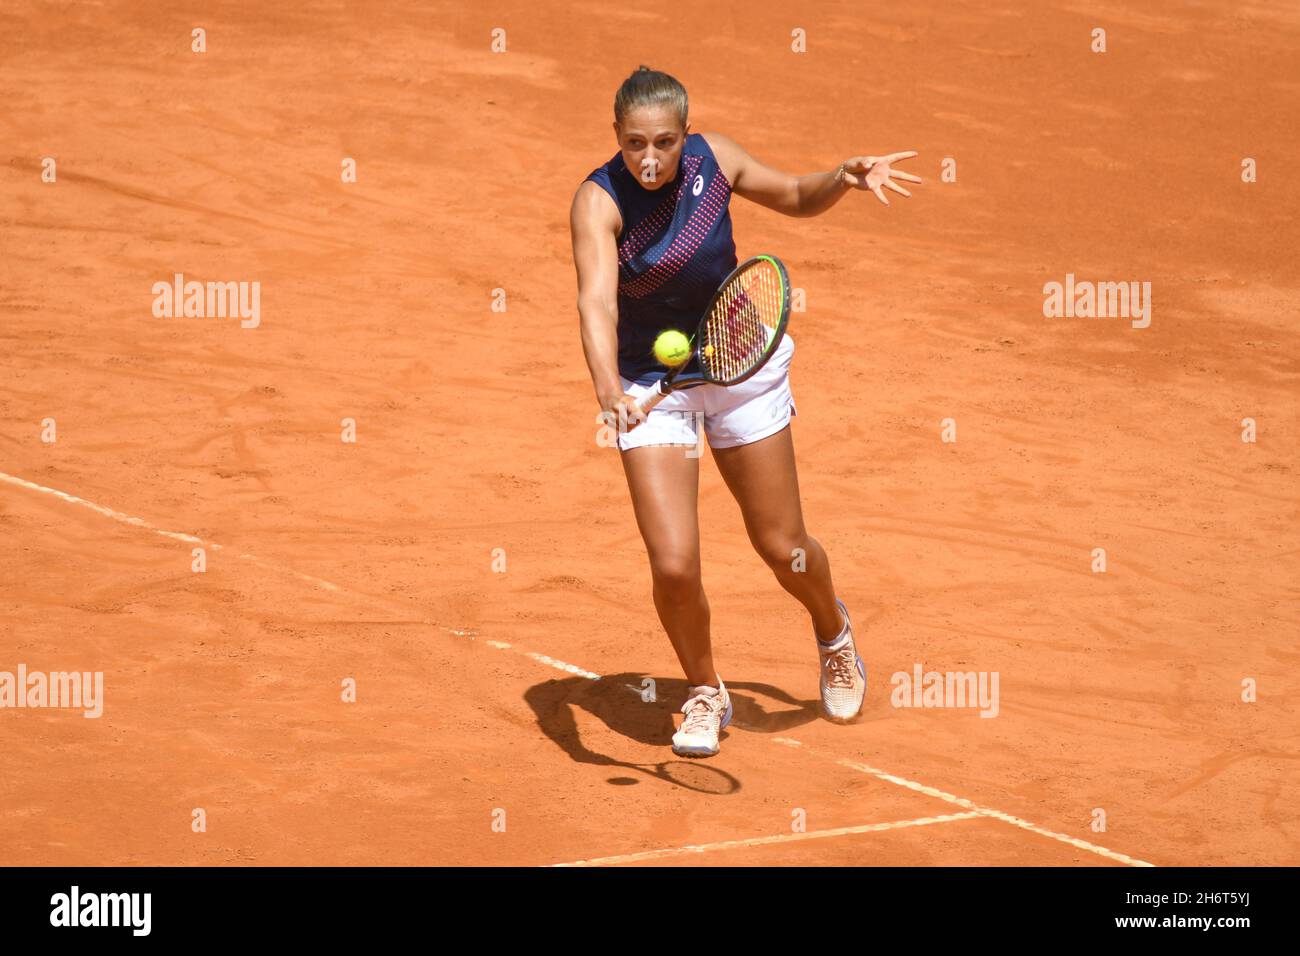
[710, 426, 842, 640]
[711, 422, 866, 721]
[617, 391, 734, 755]
[618, 442, 716, 688]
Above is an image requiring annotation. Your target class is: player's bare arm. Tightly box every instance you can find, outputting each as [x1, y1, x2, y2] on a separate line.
[570, 180, 645, 431]
[703, 130, 922, 214]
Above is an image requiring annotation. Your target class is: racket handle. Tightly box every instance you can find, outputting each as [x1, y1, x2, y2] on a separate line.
[634, 380, 669, 417]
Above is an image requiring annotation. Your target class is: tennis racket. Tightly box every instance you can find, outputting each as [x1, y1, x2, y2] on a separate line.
[635, 254, 791, 416]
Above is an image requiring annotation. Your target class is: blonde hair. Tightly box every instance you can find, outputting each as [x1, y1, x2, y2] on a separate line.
[614, 66, 688, 127]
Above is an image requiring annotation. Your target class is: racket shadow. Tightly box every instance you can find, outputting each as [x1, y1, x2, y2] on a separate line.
[522, 672, 823, 795]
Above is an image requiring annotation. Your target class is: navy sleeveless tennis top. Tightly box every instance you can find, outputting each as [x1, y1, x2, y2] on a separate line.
[584, 133, 737, 384]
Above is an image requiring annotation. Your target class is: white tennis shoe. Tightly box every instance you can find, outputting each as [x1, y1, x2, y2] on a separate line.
[671, 679, 733, 757]
[817, 599, 866, 722]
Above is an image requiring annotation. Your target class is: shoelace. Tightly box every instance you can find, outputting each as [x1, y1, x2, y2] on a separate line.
[823, 646, 858, 688]
[680, 693, 721, 735]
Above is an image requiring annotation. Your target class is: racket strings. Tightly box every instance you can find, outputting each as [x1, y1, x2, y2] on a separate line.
[702, 261, 783, 383]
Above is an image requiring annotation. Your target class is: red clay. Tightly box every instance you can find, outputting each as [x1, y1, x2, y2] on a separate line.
[0, 1, 1297, 866]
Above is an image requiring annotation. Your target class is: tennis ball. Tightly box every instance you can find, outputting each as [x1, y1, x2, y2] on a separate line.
[654, 329, 691, 366]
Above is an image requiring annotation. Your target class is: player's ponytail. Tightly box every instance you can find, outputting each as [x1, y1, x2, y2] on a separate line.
[614, 66, 688, 128]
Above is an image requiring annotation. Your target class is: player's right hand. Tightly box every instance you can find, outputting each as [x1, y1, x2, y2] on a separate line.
[601, 393, 646, 434]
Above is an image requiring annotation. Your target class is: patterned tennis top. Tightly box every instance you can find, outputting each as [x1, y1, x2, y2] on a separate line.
[584, 133, 737, 383]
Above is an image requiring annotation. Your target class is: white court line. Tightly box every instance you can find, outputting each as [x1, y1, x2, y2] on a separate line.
[551, 812, 982, 867]
[0, 471, 475, 634]
[2, 470, 1155, 867]
[486, 640, 602, 681]
[0, 471, 206, 545]
[772, 739, 1154, 867]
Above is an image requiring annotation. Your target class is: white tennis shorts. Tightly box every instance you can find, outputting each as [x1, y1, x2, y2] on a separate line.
[618, 333, 797, 451]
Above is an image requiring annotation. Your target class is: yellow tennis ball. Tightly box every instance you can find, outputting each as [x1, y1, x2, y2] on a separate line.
[654, 329, 691, 366]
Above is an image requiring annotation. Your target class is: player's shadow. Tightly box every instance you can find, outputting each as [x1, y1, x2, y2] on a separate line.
[522, 672, 820, 794]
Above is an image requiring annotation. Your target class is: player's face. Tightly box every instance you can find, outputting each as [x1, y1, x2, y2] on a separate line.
[615, 106, 689, 191]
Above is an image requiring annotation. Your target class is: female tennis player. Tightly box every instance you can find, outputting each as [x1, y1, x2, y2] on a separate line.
[570, 66, 920, 757]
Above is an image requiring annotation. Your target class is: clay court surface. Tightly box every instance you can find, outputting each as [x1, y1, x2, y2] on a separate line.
[1, 1, 1297, 867]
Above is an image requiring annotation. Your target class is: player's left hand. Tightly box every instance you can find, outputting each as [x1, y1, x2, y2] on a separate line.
[841, 152, 921, 206]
